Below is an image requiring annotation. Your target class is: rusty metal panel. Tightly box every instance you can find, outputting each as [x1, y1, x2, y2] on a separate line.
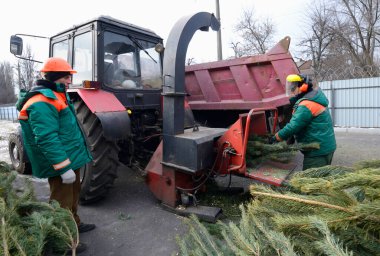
[185, 37, 299, 110]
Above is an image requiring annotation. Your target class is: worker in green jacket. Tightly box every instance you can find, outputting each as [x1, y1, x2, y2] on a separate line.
[16, 57, 95, 254]
[271, 74, 336, 170]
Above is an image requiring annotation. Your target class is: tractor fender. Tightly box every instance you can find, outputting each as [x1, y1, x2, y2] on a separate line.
[72, 89, 131, 141]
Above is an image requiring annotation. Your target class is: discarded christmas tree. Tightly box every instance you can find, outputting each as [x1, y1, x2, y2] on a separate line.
[246, 135, 320, 167]
[0, 161, 79, 255]
[177, 160, 380, 256]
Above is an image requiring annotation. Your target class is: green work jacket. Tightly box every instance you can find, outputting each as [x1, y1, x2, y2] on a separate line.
[277, 88, 336, 157]
[16, 80, 92, 178]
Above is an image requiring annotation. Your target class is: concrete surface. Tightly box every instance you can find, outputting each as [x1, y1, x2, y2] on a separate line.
[13, 128, 380, 256]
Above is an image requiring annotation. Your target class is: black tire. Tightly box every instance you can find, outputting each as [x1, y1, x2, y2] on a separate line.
[8, 132, 32, 175]
[74, 100, 120, 204]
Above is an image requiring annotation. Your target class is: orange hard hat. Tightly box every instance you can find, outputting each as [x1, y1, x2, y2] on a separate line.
[40, 57, 77, 74]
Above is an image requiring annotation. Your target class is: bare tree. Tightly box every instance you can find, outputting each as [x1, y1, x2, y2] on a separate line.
[186, 58, 196, 66]
[17, 45, 38, 91]
[231, 8, 276, 57]
[301, 0, 380, 80]
[299, 2, 336, 81]
[331, 0, 380, 69]
[0, 61, 17, 104]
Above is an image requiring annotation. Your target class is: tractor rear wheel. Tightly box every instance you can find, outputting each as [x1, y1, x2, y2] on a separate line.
[74, 100, 120, 204]
[8, 131, 32, 175]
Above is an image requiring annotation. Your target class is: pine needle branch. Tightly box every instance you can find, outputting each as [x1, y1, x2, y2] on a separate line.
[10, 232, 27, 256]
[190, 214, 222, 256]
[250, 190, 352, 213]
[1, 217, 10, 256]
[311, 218, 353, 256]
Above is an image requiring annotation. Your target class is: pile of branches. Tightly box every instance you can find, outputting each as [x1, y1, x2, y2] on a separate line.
[177, 160, 380, 256]
[0, 161, 79, 256]
[246, 135, 320, 167]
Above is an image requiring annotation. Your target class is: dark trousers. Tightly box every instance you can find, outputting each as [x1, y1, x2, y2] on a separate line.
[303, 152, 335, 170]
[48, 169, 81, 225]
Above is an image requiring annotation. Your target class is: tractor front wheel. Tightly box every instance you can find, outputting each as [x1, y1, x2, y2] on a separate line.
[74, 100, 120, 204]
[8, 131, 32, 175]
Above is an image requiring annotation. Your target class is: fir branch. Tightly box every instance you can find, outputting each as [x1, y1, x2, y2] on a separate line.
[363, 187, 380, 200]
[10, 233, 27, 256]
[290, 177, 332, 193]
[292, 165, 353, 179]
[228, 221, 259, 255]
[250, 214, 297, 256]
[62, 221, 79, 255]
[332, 170, 380, 190]
[190, 214, 222, 256]
[246, 139, 319, 167]
[221, 226, 254, 256]
[311, 218, 353, 256]
[250, 190, 352, 213]
[183, 216, 222, 256]
[353, 160, 380, 170]
[1, 217, 10, 256]
[175, 236, 190, 256]
[0, 162, 11, 173]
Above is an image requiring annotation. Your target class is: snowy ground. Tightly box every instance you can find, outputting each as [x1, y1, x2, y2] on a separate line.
[0, 120, 19, 164]
[0, 120, 50, 202]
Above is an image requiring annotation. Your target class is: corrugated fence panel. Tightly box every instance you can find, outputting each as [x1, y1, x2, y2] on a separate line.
[319, 77, 380, 128]
[0, 105, 18, 122]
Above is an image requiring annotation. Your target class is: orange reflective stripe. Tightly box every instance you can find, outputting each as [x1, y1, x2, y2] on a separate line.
[53, 158, 71, 170]
[299, 100, 326, 117]
[18, 92, 68, 120]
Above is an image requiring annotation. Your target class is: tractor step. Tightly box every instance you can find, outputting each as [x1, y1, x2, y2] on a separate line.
[162, 204, 223, 223]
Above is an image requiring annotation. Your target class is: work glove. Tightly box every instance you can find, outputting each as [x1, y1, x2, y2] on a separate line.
[61, 169, 76, 184]
[268, 136, 278, 144]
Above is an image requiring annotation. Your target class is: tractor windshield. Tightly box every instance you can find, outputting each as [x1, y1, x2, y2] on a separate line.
[103, 31, 162, 90]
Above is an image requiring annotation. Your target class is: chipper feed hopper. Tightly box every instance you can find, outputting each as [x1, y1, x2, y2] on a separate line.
[146, 12, 300, 221]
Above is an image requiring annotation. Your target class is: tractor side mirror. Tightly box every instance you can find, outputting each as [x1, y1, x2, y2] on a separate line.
[10, 35, 23, 56]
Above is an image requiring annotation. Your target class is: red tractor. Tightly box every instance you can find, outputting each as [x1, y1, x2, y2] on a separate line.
[9, 12, 299, 221]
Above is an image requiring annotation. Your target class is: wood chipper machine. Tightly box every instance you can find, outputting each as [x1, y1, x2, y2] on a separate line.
[146, 13, 300, 221]
[9, 11, 299, 221]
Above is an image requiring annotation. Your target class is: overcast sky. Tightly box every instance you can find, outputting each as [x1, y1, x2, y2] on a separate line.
[1, 0, 309, 67]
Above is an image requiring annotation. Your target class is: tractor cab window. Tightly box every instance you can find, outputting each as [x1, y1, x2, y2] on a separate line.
[72, 32, 93, 85]
[139, 43, 162, 89]
[103, 31, 162, 90]
[52, 40, 69, 62]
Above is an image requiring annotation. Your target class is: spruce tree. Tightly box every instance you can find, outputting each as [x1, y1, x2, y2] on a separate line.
[0, 161, 79, 255]
[177, 160, 380, 256]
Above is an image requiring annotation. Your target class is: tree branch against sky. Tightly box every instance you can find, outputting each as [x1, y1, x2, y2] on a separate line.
[231, 8, 276, 57]
[17, 45, 38, 91]
[298, 0, 380, 79]
[299, 2, 336, 80]
[0, 62, 17, 104]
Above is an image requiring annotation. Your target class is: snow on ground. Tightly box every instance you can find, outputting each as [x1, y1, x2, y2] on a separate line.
[0, 120, 50, 201]
[0, 120, 19, 164]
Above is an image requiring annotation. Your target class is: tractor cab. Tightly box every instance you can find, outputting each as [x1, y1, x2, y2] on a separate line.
[11, 16, 164, 109]
[52, 16, 164, 110]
